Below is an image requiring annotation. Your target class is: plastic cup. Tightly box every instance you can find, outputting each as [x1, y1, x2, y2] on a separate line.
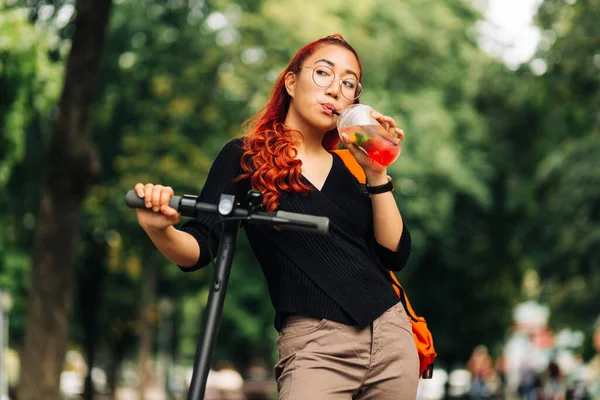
[337, 104, 400, 166]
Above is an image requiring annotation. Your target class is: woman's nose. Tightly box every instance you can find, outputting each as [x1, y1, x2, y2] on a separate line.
[325, 80, 340, 98]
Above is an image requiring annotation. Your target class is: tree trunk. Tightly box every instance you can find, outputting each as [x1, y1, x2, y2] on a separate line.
[18, 1, 113, 399]
[106, 331, 131, 400]
[81, 236, 108, 400]
[138, 259, 159, 400]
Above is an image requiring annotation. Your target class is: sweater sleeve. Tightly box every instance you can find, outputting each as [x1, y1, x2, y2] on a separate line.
[177, 138, 248, 271]
[370, 220, 411, 271]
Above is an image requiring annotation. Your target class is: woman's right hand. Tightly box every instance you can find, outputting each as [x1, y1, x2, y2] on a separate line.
[134, 183, 180, 231]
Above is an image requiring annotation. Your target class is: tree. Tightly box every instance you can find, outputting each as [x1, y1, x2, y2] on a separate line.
[6, 0, 572, 383]
[475, 0, 600, 358]
[0, 2, 63, 354]
[529, 0, 600, 335]
[17, 1, 113, 399]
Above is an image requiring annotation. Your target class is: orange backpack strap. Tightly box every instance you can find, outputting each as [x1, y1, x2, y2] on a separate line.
[331, 149, 366, 184]
[389, 271, 418, 320]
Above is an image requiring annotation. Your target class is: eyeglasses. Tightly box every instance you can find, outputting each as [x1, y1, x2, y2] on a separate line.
[304, 65, 363, 100]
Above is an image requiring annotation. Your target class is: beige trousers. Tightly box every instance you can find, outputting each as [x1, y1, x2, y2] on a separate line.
[274, 302, 420, 399]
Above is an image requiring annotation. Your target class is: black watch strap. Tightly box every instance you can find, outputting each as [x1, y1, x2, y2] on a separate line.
[366, 176, 394, 194]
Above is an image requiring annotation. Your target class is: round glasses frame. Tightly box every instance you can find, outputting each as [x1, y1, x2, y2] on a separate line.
[303, 65, 363, 100]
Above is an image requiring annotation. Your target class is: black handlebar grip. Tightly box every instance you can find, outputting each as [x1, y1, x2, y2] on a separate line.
[168, 195, 181, 210]
[125, 190, 146, 208]
[275, 211, 330, 235]
[125, 190, 181, 211]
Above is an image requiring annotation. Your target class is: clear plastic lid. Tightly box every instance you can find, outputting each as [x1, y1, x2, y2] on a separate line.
[337, 104, 379, 130]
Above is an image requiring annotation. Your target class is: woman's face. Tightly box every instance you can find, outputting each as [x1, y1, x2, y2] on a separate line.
[285, 44, 361, 135]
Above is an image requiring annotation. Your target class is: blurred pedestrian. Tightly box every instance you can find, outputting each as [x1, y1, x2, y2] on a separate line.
[517, 360, 540, 400]
[583, 315, 600, 398]
[214, 361, 244, 400]
[540, 360, 566, 400]
[467, 345, 502, 399]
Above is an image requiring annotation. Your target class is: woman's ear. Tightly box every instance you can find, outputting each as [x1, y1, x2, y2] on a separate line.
[284, 71, 296, 97]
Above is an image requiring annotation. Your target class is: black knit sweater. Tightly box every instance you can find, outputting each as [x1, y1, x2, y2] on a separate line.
[179, 139, 411, 329]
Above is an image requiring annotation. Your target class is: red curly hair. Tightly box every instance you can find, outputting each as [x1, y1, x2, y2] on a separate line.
[237, 34, 363, 211]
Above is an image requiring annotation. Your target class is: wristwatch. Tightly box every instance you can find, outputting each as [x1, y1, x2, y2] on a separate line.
[366, 176, 394, 195]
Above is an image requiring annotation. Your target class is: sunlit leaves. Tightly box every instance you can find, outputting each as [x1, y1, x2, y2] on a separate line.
[0, 5, 62, 189]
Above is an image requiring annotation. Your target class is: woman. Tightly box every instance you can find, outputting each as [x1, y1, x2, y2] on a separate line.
[134, 34, 419, 399]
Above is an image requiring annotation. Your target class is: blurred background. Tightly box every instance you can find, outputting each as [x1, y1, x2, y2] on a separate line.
[0, 0, 599, 399]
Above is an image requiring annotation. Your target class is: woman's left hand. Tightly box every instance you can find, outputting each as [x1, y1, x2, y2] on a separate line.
[339, 110, 404, 175]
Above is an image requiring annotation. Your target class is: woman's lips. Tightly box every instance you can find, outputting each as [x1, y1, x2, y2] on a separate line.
[321, 104, 338, 116]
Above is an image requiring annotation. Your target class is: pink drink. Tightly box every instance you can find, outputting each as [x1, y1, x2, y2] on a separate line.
[339, 124, 400, 166]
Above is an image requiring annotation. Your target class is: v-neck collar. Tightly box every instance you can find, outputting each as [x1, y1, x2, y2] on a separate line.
[300, 152, 336, 192]
[280, 151, 371, 238]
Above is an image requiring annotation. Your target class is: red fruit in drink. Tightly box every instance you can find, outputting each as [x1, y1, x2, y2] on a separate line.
[361, 140, 398, 166]
[340, 125, 400, 166]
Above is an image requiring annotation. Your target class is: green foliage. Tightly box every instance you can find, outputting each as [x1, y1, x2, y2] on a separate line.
[2, 0, 598, 377]
[0, 6, 62, 188]
[472, 0, 600, 346]
[529, 0, 600, 331]
[0, 4, 64, 347]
